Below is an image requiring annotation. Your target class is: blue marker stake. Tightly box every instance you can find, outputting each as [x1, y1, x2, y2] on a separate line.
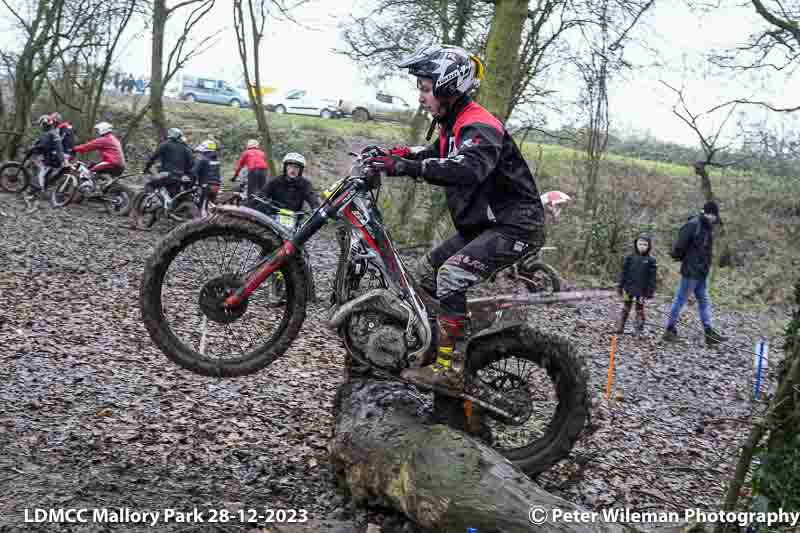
[754, 340, 765, 400]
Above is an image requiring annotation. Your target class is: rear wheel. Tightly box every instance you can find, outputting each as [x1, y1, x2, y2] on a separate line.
[229, 99, 240, 108]
[274, 105, 286, 114]
[172, 199, 200, 221]
[104, 183, 133, 216]
[320, 109, 332, 119]
[49, 174, 78, 208]
[518, 261, 561, 293]
[133, 191, 162, 229]
[466, 325, 589, 476]
[139, 215, 308, 377]
[0, 161, 32, 193]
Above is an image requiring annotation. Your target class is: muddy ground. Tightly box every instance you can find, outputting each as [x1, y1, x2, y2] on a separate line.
[0, 158, 782, 532]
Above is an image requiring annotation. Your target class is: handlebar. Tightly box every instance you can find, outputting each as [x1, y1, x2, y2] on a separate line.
[250, 195, 309, 218]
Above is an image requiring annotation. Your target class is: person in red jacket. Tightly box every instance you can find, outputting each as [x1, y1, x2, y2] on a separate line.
[232, 139, 269, 200]
[73, 122, 126, 176]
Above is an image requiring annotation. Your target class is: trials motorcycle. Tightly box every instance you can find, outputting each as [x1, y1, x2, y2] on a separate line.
[139, 150, 589, 475]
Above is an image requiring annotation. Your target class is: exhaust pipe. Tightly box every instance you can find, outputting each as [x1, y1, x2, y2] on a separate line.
[326, 289, 411, 330]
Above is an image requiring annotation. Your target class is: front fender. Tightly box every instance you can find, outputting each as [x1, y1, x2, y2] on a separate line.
[212, 204, 292, 240]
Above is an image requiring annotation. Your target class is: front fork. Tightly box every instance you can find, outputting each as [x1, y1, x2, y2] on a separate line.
[223, 205, 332, 308]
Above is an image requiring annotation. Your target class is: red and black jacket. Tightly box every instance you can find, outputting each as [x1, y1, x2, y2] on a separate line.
[405, 97, 544, 241]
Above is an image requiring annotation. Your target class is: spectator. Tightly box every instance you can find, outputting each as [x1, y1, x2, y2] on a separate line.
[615, 232, 657, 334]
[663, 201, 728, 346]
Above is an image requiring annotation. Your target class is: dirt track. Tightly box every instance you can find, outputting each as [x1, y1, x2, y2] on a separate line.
[0, 186, 779, 532]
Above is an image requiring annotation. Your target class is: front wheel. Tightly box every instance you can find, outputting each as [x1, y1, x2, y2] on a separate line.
[139, 215, 308, 377]
[50, 174, 78, 208]
[0, 161, 31, 193]
[466, 325, 589, 476]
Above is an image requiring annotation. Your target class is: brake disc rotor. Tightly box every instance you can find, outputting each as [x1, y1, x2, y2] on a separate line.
[198, 274, 248, 324]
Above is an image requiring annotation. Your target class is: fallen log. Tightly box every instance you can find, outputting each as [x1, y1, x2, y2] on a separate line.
[330, 377, 624, 533]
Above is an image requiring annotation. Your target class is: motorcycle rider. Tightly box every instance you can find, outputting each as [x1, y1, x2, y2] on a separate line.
[72, 122, 126, 177]
[49, 112, 75, 158]
[250, 152, 319, 212]
[191, 139, 222, 215]
[363, 44, 546, 394]
[26, 114, 65, 207]
[143, 127, 194, 195]
[232, 139, 270, 201]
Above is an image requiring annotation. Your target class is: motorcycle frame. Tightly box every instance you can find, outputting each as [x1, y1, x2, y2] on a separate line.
[220, 162, 612, 357]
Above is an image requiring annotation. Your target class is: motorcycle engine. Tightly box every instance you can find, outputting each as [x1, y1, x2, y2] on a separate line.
[346, 311, 407, 370]
[78, 180, 95, 195]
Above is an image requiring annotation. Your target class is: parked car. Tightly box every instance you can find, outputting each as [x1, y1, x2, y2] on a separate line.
[181, 76, 249, 108]
[263, 89, 342, 118]
[339, 92, 415, 123]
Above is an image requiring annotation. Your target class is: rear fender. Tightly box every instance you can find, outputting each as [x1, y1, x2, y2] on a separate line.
[467, 322, 526, 353]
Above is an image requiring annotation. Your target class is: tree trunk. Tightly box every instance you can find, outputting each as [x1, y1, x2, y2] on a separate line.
[478, 0, 528, 122]
[331, 378, 623, 533]
[8, 72, 35, 160]
[248, 4, 276, 177]
[149, 0, 168, 140]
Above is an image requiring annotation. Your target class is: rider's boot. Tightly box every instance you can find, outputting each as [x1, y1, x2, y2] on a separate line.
[401, 313, 467, 395]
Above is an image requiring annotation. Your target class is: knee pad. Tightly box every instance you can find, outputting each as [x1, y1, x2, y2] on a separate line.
[436, 263, 478, 313]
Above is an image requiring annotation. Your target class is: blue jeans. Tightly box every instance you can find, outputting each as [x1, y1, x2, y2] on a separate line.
[666, 275, 712, 330]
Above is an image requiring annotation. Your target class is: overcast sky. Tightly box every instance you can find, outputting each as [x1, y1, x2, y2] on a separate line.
[3, 0, 798, 147]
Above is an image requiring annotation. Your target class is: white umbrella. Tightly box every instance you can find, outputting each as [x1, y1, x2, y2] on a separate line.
[540, 190, 571, 218]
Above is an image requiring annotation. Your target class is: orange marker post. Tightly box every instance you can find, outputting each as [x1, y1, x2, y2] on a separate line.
[605, 334, 618, 400]
[464, 399, 473, 422]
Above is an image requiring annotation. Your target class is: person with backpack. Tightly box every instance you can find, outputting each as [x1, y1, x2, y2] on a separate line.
[232, 139, 270, 201]
[615, 232, 657, 334]
[663, 201, 728, 346]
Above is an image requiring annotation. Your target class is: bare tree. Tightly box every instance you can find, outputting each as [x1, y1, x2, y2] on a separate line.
[707, 0, 800, 112]
[478, 0, 580, 122]
[1, 0, 98, 158]
[48, 0, 142, 139]
[660, 80, 742, 202]
[571, 0, 655, 222]
[146, 0, 218, 140]
[232, 0, 298, 177]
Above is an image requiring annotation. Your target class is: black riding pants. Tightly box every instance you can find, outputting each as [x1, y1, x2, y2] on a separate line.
[416, 227, 544, 314]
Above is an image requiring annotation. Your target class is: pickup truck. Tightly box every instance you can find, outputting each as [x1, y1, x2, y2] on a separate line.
[338, 92, 415, 123]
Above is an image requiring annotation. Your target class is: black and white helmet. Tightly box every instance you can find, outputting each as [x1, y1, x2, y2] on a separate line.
[397, 44, 484, 99]
[38, 114, 55, 130]
[282, 152, 305, 177]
